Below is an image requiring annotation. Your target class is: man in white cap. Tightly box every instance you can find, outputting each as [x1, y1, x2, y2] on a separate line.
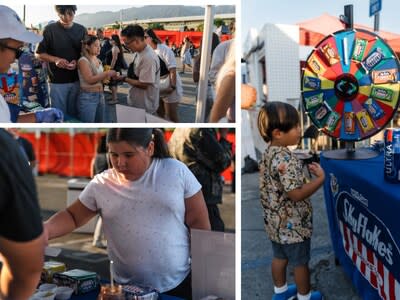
[0, 5, 63, 123]
[0, 6, 48, 300]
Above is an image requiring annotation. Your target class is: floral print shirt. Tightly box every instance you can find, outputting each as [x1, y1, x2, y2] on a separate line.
[259, 146, 312, 244]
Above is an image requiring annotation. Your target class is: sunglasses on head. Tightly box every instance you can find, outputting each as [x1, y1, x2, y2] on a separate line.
[2, 45, 25, 59]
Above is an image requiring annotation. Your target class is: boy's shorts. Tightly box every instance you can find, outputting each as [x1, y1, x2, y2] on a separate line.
[271, 238, 310, 266]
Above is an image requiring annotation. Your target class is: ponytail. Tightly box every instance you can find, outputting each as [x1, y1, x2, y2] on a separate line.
[151, 129, 171, 158]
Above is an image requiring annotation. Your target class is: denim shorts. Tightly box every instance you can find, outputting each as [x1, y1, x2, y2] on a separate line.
[271, 238, 311, 266]
[78, 91, 105, 123]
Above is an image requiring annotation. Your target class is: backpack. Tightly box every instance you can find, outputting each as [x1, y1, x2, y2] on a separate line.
[242, 155, 259, 173]
[158, 56, 169, 77]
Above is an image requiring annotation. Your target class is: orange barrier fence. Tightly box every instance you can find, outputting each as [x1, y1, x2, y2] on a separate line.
[88, 29, 232, 48]
[20, 131, 235, 183]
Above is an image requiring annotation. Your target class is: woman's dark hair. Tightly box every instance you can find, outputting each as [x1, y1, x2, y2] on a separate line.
[82, 34, 98, 46]
[145, 29, 161, 45]
[55, 5, 77, 15]
[197, 33, 220, 58]
[257, 101, 300, 143]
[96, 135, 107, 154]
[81, 34, 99, 58]
[107, 128, 171, 158]
[111, 34, 123, 55]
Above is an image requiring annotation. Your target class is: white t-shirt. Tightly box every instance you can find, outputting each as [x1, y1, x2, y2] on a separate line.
[155, 44, 183, 103]
[128, 45, 160, 114]
[209, 39, 233, 86]
[79, 158, 201, 292]
[0, 94, 11, 123]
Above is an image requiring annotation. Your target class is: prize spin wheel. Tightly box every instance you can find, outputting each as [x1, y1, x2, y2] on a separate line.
[301, 29, 400, 159]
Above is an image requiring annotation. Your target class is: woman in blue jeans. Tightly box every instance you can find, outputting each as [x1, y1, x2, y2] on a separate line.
[77, 35, 119, 122]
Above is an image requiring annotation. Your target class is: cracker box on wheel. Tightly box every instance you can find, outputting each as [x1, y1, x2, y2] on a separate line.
[384, 128, 400, 183]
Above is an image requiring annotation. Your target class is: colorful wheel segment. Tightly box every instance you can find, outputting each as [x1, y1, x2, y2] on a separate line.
[301, 29, 400, 141]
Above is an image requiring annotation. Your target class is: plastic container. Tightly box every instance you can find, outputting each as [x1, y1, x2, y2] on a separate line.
[31, 291, 56, 300]
[38, 283, 57, 292]
[55, 286, 74, 300]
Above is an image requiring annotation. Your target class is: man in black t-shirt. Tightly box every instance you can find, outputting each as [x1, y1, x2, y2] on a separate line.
[36, 5, 86, 120]
[0, 129, 44, 299]
[97, 28, 112, 65]
[169, 128, 232, 232]
[6, 128, 37, 171]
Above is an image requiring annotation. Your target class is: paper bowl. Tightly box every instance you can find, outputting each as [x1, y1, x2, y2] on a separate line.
[55, 286, 74, 300]
[31, 291, 56, 300]
[38, 283, 57, 292]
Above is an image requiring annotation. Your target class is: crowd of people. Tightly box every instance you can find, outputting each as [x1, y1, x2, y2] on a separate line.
[0, 5, 236, 123]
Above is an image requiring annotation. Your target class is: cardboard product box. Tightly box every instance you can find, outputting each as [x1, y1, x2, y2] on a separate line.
[41, 261, 66, 283]
[122, 284, 159, 300]
[53, 269, 100, 295]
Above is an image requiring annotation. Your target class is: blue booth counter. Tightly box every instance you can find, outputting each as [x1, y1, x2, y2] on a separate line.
[321, 151, 400, 299]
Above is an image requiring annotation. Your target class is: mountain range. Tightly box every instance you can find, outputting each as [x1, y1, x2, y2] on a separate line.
[71, 5, 235, 28]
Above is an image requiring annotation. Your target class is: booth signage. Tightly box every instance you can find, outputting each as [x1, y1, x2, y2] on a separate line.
[335, 187, 400, 299]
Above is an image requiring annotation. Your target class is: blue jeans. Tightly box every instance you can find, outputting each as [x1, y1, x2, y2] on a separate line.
[78, 91, 105, 123]
[49, 82, 80, 120]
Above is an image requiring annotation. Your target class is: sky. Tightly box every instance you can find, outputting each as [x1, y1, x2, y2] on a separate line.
[5, 5, 135, 27]
[241, 0, 400, 42]
[3, 1, 230, 28]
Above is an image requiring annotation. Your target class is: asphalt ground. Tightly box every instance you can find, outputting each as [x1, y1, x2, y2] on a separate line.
[36, 174, 235, 281]
[241, 171, 361, 300]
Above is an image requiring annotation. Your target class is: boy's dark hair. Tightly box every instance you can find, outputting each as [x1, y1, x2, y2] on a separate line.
[257, 101, 300, 143]
[55, 5, 77, 15]
[121, 25, 145, 40]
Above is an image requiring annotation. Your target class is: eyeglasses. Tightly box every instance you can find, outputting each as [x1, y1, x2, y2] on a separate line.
[124, 39, 135, 46]
[2, 45, 24, 59]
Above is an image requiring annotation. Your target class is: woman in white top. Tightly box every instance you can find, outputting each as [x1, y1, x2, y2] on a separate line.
[77, 35, 117, 122]
[145, 29, 183, 123]
[209, 41, 236, 123]
[180, 37, 192, 74]
[44, 128, 210, 299]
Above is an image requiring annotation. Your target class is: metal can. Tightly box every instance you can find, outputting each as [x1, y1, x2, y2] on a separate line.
[384, 128, 400, 183]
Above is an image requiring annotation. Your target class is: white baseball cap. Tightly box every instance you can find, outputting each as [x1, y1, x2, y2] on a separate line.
[0, 5, 42, 44]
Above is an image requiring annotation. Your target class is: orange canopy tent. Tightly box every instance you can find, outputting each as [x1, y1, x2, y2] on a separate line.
[297, 13, 400, 56]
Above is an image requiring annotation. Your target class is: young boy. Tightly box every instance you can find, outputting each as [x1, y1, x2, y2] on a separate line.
[257, 101, 325, 300]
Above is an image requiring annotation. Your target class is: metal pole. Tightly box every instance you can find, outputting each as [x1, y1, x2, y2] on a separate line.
[195, 5, 214, 123]
[374, 13, 380, 32]
[23, 5, 26, 25]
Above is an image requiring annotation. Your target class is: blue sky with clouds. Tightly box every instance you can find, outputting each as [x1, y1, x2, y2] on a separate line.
[241, 0, 400, 42]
